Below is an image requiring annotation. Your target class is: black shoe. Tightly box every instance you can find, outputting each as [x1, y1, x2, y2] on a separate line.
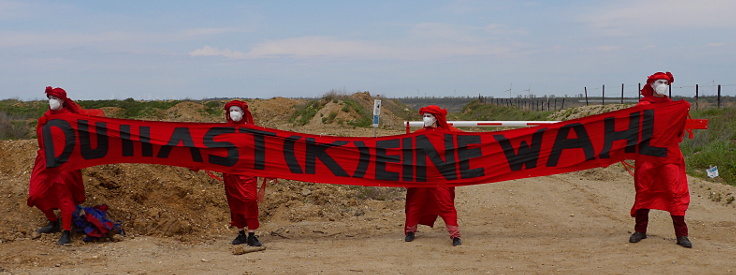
[452, 237, 462, 246]
[404, 232, 415, 242]
[629, 232, 647, 243]
[677, 236, 692, 248]
[56, 230, 71, 245]
[37, 220, 61, 234]
[231, 231, 247, 245]
[247, 233, 262, 247]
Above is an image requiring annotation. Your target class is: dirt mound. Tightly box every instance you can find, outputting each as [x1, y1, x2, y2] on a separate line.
[549, 103, 634, 121]
[162, 102, 220, 123]
[295, 92, 415, 135]
[99, 107, 125, 118]
[247, 97, 307, 129]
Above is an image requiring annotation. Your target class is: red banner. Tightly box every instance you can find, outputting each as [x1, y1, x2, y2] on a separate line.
[41, 100, 690, 187]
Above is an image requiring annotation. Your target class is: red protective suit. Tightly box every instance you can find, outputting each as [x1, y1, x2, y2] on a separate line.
[629, 72, 690, 239]
[27, 109, 86, 214]
[404, 105, 462, 239]
[631, 72, 690, 217]
[222, 100, 260, 230]
[27, 87, 98, 231]
[222, 173, 260, 229]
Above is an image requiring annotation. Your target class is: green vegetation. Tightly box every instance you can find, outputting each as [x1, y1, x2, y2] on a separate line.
[78, 98, 183, 119]
[291, 100, 326, 126]
[201, 100, 224, 116]
[341, 99, 371, 127]
[290, 91, 372, 127]
[681, 107, 736, 185]
[456, 100, 553, 121]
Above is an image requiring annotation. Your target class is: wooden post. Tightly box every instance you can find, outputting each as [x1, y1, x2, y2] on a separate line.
[695, 84, 699, 110]
[621, 83, 624, 104]
[718, 84, 722, 108]
[602, 84, 605, 105]
[584, 87, 589, 106]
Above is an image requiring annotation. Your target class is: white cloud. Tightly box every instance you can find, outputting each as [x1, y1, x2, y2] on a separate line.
[190, 34, 521, 61]
[248, 36, 388, 58]
[190, 45, 248, 59]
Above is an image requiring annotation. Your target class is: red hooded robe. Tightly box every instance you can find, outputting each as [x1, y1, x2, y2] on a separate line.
[27, 87, 101, 215]
[631, 72, 690, 216]
[405, 105, 461, 238]
[222, 100, 260, 229]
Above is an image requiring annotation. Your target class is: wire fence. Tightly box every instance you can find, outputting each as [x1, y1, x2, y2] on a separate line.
[479, 83, 735, 111]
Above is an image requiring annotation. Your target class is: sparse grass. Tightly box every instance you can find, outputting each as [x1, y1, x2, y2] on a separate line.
[457, 100, 553, 121]
[341, 99, 371, 127]
[201, 100, 224, 116]
[291, 100, 326, 126]
[681, 107, 736, 186]
[78, 98, 183, 119]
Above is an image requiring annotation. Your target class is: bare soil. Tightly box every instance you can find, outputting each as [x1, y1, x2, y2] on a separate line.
[1, 97, 735, 274]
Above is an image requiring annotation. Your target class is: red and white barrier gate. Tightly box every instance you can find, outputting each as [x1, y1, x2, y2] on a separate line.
[404, 121, 560, 133]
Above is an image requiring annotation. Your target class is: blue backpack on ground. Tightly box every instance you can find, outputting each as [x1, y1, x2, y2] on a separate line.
[72, 204, 125, 242]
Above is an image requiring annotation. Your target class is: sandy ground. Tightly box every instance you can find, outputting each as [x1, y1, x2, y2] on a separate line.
[1, 167, 735, 274]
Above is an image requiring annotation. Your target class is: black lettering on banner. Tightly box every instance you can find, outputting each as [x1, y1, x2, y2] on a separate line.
[239, 128, 278, 170]
[600, 112, 639, 158]
[156, 127, 203, 162]
[203, 127, 238, 167]
[457, 134, 484, 179]
[283, 136, 303, 173]
[401, 137, 414, 181]
[415, 134, 457, 181]
[43, 119, 75, 168]
[120, 124, 134, 157]
[444, 134, 459, 179]
[352, 141, 370, 178]
[305, 138, 349, 176]
[375, 139, 401, 181]
[77, 120, 109, 160]
[546, 123, 596, 167]
[638, 109, 667, 157]
[494, 129, 545, 171]
[140, 126, 153, 157]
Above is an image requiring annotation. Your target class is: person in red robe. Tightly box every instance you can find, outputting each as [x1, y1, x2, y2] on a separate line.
[222, 100, 265, 246]
[629, 72, 692, 248]
[28, 86, 102, 245]
[404, 105, 462, 246]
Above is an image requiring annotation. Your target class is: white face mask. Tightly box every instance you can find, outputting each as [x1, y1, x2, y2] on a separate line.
[422, 114, 436, 128]
[229, 107, 244, 122]
[48, 97, 63, 111]
[651, 79, 669, 97]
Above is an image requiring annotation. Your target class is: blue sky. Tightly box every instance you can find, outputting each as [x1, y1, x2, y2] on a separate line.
[1, 0, 734, 100]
